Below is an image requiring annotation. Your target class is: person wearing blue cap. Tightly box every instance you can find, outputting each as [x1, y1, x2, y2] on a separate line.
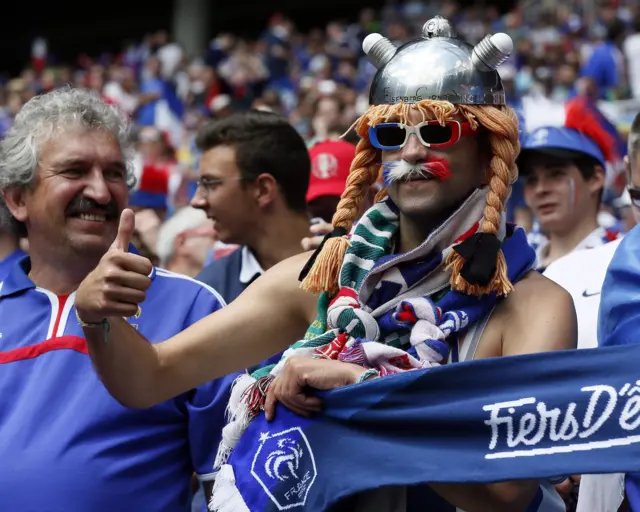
[519, 100, 622, 273]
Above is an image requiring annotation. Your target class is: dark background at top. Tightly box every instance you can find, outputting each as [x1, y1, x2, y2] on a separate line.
[0, 0, 516, 76]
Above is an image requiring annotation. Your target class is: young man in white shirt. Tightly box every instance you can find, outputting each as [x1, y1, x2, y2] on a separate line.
[520, 121, 620, 273]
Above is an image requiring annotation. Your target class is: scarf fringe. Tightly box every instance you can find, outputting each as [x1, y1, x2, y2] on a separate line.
[214, 373, 256, 469]
[300, 236, 350, 295]
[209, 465, 250, 512]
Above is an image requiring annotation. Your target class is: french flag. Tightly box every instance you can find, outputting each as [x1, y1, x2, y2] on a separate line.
[129, 154, 170, 210]
[154, 80, 185, 149]
[564, 96, 627, 190]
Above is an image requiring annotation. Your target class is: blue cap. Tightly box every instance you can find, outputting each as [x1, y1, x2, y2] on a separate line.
[519, 126, 606, 169]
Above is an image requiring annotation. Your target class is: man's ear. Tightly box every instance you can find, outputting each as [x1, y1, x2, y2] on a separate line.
[253, 173, 279, 209]
[2, 187, 28, 224]
[590, 165, 606, 196]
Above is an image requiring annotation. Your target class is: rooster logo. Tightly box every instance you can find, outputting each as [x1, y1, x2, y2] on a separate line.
[264, 438, 304, 482]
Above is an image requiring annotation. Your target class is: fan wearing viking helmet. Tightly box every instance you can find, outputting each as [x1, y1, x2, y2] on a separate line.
[74, 16, 577, 512]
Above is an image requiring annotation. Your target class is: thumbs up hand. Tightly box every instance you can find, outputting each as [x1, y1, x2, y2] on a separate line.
[75, 209, 153, 325]
[111, 208, 135, 252]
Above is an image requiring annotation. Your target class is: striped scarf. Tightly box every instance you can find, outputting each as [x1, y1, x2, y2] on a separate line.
[213, 187, 536, 474]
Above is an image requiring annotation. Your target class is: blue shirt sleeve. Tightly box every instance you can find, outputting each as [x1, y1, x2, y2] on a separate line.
[598, 227, 640, 347]
[180, 286, 242, 480]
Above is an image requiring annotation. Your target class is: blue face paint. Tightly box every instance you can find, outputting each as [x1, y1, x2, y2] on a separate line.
[382, 161, 400, 187]
[568, 176, 576, 214]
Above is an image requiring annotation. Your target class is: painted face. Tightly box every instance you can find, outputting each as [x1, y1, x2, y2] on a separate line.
[522, 153, 602, 235]
[374, 108, 484, 221]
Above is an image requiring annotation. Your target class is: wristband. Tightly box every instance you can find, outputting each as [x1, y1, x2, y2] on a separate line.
[75, 310, 110, 344]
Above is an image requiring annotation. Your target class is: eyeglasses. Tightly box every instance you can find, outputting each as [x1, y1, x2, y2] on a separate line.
[368, 120, 474, 151]
[196, 176, 244, 192]
[628, 185, 640, 208]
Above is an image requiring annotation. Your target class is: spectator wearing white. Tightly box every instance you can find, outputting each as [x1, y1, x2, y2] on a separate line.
[156, 206, 215, 277]
[519, 113, 619, 272]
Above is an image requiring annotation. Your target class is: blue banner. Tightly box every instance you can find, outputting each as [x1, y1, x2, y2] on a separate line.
[222, 343, 640, 511]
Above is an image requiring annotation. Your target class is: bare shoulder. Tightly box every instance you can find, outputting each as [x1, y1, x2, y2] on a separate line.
[234, 250, 320, 324]
[494, 270, 577, 356]
[503, 270, 574, 317]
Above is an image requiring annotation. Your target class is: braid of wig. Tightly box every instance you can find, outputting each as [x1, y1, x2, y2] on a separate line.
[445, 104, 520, 296]
[300, 121, 380, 295]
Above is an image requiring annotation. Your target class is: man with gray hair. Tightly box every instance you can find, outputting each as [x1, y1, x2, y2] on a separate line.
[156, 206, 215, 276]
[0, 87, 235, 512]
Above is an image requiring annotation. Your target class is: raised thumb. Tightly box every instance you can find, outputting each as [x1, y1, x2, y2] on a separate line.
[112, 208, 135, 252]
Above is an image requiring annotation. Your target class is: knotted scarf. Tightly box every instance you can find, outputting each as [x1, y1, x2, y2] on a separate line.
[210, 188, 537, 511]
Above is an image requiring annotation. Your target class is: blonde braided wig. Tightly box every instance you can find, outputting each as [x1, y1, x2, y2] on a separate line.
[300, 99, 520, 297]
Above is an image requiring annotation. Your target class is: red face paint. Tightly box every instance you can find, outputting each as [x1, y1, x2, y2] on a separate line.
[423, 156, 453, 182]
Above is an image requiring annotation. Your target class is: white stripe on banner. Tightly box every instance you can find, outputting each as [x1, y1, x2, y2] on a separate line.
[486, 434, 640, 459]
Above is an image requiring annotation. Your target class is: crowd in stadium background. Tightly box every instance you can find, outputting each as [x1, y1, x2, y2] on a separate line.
[1, 0, 639, 249]
[3, 2, 640, 512]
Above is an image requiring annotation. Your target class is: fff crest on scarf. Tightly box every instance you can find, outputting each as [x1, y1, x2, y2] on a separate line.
[364, 15, 513, 106]
[250, 427, 318, 510]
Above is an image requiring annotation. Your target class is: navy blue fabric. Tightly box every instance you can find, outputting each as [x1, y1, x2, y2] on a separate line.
[196, 249, 282, 373]
[196, 248, 248, 304]
[226, 343, 640, 511]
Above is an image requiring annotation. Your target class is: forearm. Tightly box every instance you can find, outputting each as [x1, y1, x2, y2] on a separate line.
[84, 317, 164, 408]
[430, 481, 538, 512]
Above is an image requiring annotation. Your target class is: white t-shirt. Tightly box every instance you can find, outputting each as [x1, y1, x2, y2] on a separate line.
[543, 238, 622, 349]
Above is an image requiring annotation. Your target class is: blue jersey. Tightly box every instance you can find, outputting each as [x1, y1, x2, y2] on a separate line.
[598, 225, 640, 509]
[0, 255, 236, 512]
[0, 248, 26, 280]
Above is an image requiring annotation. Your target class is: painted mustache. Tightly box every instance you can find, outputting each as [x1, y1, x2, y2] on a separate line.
[382, 157, 453, 187]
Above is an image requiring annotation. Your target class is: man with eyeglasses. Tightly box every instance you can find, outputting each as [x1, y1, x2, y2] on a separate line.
[191, 110, 312, 304]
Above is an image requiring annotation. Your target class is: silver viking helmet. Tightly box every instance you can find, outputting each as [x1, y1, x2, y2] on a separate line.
[363, 16, 513, 106]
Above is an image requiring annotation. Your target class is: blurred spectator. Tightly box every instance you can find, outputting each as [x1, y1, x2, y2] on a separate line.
[129, 126, 179, 219]
[623, 14, 640, 100]
[306, 123, 355, 223]
[580, 19, 626, 100]
[156, 206, 215, 277]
